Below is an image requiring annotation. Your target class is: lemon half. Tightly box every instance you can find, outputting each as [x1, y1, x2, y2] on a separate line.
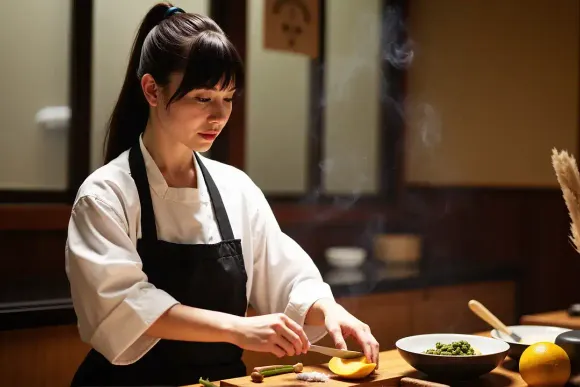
[328, 356, 376, 379]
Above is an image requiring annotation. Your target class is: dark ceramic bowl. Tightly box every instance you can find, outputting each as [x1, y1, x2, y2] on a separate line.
[396, 334, 509, 380]
[556, 330, 580, 374]
[490, 325, 571, 359]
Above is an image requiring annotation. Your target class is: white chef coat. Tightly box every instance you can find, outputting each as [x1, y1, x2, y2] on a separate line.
[65, 136, 334, 365]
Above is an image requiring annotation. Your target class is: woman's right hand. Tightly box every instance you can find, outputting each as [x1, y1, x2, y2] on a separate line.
[229, 313, 310, 358]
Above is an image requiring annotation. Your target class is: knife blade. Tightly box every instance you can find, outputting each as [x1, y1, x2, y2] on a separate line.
[309, 344, 364, 359]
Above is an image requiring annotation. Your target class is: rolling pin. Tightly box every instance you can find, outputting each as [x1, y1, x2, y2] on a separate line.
[399, 377, 450, 387]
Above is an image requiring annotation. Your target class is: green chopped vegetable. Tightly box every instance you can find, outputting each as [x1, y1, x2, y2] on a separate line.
[199, 377, 219, 387]
[424, 340, 477, 356]
[260, 365, 295, 376]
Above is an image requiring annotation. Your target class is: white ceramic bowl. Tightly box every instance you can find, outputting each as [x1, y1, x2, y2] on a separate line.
[396, 333, 509, 380]
[490, 325, 572, 359]
[325, 247, 366, 269]
[324, 269, 365, 285]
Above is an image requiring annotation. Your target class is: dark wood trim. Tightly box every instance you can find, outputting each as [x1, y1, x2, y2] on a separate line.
[267, 185, 565, 228]
[269, 194, 396, 226]
[0, 299, 76, 331]
[266, 194, 389, 203]
[406, 183, 562, 193]
[67, 0, 93, 201]
[380, 0, 408, 202]
[306, 0, 326, 194]
[209, 0, 247, 170]
[0, 205, 71, 230]
[271, 203, 392, 226]
[0, 191, 69, 204]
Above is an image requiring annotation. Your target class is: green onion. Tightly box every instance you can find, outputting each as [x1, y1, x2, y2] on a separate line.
[199, 377, 219, 387]
[260, 366, 295, 376]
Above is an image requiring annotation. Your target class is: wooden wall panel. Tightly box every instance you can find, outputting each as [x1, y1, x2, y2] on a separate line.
[0, 229, 69, 305]
[272, 188, 578, 317]
[0, 189, 571, 310]
[339, 291, 420, 350]
[401, 187, 580, 315]
[412, 281, 516, 334]
[209, 0, 247, 170]
[0, 325, 89, 387]
[518, 190, 580, 315]
[403, 188, 525, 268]
[0, 188, 575, 323]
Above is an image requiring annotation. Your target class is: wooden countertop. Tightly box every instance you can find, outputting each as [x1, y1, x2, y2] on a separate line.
[520, 310, 580, 330]
[184, 333, 527, 387]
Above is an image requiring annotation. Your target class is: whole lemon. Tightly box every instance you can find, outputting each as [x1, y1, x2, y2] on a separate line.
[519, 342, 571, 386]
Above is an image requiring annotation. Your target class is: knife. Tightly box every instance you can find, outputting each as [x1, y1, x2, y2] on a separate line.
[309, 344, 364, 359]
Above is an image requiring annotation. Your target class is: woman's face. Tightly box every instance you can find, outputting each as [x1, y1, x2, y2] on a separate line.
[145, 72, 235, 152]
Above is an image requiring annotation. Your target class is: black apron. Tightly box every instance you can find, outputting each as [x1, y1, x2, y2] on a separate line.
[71, 145, 248, 386]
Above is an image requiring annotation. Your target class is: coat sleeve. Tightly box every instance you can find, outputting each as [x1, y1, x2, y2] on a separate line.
[65, 195, 179, 365]
[246, 182, 335, 343]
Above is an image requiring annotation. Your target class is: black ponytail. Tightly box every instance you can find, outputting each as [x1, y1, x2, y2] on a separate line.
[103, 2, 244, 164]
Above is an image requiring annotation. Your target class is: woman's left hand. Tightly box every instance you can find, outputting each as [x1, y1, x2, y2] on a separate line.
[315, 300, 380, 366]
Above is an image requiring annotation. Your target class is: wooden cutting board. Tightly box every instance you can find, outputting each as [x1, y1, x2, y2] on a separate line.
[195, 350, 438, 387]
[183, 352, 408, 387]
[520, 310, 580, 330]
[219, 357, 405, 387]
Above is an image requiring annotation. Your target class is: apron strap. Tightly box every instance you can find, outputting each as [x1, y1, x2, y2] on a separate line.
[129, 144, 235, 242]
[194, 153, 235, 241]
[129, 145, 158, 241]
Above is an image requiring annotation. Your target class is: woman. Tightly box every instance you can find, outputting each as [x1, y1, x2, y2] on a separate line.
[65, 3, 379, 386]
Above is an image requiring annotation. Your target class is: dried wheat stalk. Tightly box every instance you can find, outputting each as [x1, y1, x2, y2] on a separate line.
[552, 148, 580, 253]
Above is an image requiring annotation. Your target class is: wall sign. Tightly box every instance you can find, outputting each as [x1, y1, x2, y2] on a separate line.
[264, 0, 320, 58]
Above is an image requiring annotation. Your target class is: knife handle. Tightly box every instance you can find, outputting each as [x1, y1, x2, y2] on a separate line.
[309, 344, 363, 359]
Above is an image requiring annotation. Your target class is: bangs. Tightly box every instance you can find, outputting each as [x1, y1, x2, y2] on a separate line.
[169, 31, 244, 104]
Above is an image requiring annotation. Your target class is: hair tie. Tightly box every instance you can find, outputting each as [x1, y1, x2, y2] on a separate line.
[164, 6, 185, 18]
